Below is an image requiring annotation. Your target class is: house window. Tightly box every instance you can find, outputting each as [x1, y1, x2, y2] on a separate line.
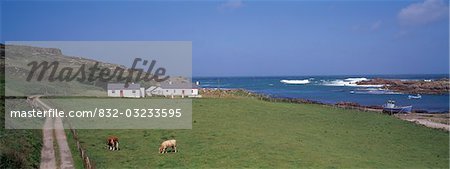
[192, 90, 194, 93]
[132, 90, 136, 93]
[166, 90, 169, 92]
[112, 90, 115, 93]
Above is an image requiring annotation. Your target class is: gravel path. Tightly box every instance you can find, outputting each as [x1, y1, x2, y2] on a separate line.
[31, 96, 75, 169]
[40, 117, 56, 169]
[405, 119, 450, 131]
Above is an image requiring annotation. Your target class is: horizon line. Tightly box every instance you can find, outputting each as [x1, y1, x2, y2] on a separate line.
[192, 73, 450, 78]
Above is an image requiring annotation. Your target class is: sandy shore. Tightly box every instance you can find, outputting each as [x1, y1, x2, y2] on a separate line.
[201, 88, 450, 131]
[395, 113, 449, 131]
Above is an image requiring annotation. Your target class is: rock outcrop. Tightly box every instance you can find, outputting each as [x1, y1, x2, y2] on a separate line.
[357, 78, 449, 94]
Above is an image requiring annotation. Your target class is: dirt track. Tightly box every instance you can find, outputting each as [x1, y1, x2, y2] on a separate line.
[404, 119, 449, 131]
[396, 113, 450, 131]
[40, 117, 56, 169]
[30, 96, 74, 169]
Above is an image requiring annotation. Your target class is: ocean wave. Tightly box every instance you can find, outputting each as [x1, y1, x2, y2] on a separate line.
[322, 81, 384, 87]
[280, 79, 310, 84]
[344, 77, 368, 82]
[352, 90, 401, 95]
[357, 88, 385, 91]
[321, 77, 383, 87]
[200, 84, 231, 87]
[355, 84, 385, 87]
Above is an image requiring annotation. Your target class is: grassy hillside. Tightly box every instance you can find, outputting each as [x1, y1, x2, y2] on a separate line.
[0, 98, 43, 168]
[48, 97, 449, 168]
[3, 44, 162, 96]
[0, 64, 43, 169]
[4, 45, 114, 96]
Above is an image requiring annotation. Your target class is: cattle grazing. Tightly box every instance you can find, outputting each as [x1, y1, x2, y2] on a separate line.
[159, 139, 177, 154]
[107, 136, 119, 151]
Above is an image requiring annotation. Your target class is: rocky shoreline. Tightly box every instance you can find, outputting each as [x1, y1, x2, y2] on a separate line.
[201, 88, 449, 131]
[200, 88, 448, 113]
[357, 78, 449, 94]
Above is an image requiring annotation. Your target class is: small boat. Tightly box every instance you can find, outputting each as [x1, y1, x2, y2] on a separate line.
[382, 100, 412, 115]
[408, 94, 421, 99]
[349, 90, 355, 94]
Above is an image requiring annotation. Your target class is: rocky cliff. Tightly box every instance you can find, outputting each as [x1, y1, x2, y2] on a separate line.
[357, 78, 449, 94]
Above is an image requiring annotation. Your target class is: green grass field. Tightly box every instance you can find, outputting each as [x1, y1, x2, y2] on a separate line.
[1, 72, 43, 168]
[48, 97, 449, 168]
[0, 99, 43, 168]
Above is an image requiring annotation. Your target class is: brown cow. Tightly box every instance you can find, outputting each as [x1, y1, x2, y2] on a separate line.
[107, 136, 119, 151]
[159, 139, 177, 154]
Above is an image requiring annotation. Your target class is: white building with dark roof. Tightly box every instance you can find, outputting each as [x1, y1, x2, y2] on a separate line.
[147, 81, 199, 97]
[146, 86, 163, 96]
[107, 83, 145, 98]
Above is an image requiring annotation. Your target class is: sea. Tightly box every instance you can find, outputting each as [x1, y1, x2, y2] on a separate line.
[193, 74, 449, 113]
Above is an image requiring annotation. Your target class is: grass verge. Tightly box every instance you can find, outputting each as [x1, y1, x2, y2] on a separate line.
[49, 97, 449, 168]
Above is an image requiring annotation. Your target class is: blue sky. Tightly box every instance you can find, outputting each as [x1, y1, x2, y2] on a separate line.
[1, 0, 449, 76]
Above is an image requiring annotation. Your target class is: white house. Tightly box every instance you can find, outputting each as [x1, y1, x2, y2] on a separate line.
[107, 83, 145, 98]
[146, 86, 163, 96]
[147, 81, 199, 97]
